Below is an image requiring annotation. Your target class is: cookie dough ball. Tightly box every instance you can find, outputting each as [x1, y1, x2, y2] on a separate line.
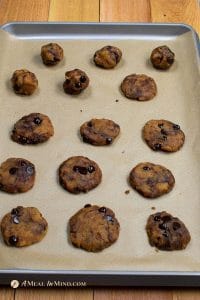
[11, 113, 54, 145]
[69, 204, 120, 252]
[11, 69, 38, 95]
[63, 69, 89, 95]
[59, 156, 102, 194]
[129, 162, 175, 198]
[1, 206, 48, 247]
[150, 45, 175, 70]
[80, 118, 120, 146]
[0, 158, 35, 194]
[146, 211, 191, 250]
[41, 43, 64, 66]
[143, 119, 185, 152]
[121, 74, 157, 101]
[93, 45, 122, 69]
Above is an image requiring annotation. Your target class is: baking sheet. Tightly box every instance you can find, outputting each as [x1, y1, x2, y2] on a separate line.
[0, 26, 200, 273]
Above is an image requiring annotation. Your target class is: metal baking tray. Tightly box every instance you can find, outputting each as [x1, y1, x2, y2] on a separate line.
[0, 22, 199, 287]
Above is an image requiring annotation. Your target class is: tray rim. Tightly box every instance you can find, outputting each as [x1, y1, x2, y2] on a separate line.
[0, 21, 199, 287]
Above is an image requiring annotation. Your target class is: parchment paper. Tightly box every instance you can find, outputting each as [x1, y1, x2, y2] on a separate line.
[0, 29, 200, 272]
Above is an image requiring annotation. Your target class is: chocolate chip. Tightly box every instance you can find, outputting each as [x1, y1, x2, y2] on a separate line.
[173, 222, 181, 231]
[115, 99, 119, 102]
[20, 161, 27, 167]
[14, 84, 20, 92]
[13, 216, 20, 224]
[154, 143, 162, 150]
[161, 129, 168, 135]
[167, 57, 174, 64]
[11, 208, 19, 215]
[9, 235, 18, 245]
[80, 76, 86, 83]
[26, 166, 34, 175]
[9, 167, 17, 175]
[162, 232, 168, 237]
[106, 137, 112, 144]
[73, 166, 88, 175]
[158, 123, 164, 128]
[99, 207, 107, 213]
[87, 121, 92, 127]
[154, 215, 161, 222]
[162, 135, 167, 140]
[75, 82, 81, 88]
[19, 136, 27, 144]
[84, 204, 91, 208]
[33, 117, 42, 125]
[88, 165, 95, 173]
[159, 223, 168, 230]
[143, 166, 150, 171]
[106, 215, 113, 222]
[162, 215, 171, 223]
[65, 78, 70, 84]
[173, 124, 180, 130]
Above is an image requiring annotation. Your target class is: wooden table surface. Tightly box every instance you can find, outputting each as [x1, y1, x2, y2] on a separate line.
[0, 0, 199, 299]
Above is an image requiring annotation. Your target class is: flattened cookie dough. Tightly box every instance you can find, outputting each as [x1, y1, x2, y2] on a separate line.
[146, 211, 191, 250]
[80, 118, 120, 146]
[11, 113, 54, 145]
[143, 119, 185, 152]
[1, 206, 48, 247]
[129, 162, 175, 198]
[93, 45, 122, 69]
[121, 74, 157, 101]
[63, 69, 89, 95]
[59, 156, 102, 194]
[41, 43, 64, 66]
[150, 45, 175, 70]
[11, 69, 38, 95]
[0, 158, 35, 194]
[69, 204, 120, 252]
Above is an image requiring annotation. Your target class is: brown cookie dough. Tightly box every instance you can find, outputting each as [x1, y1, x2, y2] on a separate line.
[11, 113, 54, 145]
[63, 69, 89, 95]
[129, 162, 175, 198]
[0, 158, 35, 194]
[80, 118, 120, 146]
[143, 119, 185, 152]
[41, 43, 64, 66]
[150, 45, 175, 70]
[59, 156, 102, 194]
[69, 204, 120, 252]
[1, 206, 48, 247]
[93, 45, 122, 69]
[121, 74, 157, 101]
[11, 69, 38, 95]
[146, 211, 191, 250]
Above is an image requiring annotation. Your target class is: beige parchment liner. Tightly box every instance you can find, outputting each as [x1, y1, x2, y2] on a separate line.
[0, 29, 200, 272]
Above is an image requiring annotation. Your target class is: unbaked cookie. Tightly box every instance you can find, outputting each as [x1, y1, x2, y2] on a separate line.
[0, 158, 35, 194]
[11, 113, 54, 145]
[1, 206, 48, 247]
[150, 45, 175, 70]
[93, 45, 122, 69]
[41, 43, 64, 66]
[146, 211, 191, 250]
[143, 119, 185, 152]
[63, 69, 89, 95]
[129, 162, 175, 198]
[69, 204, 120, 252]
[11, 69, 38, 95]
[121, 74, 157, 101]
[80, 118, 120, 146]
[59, 156, 102, 194]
